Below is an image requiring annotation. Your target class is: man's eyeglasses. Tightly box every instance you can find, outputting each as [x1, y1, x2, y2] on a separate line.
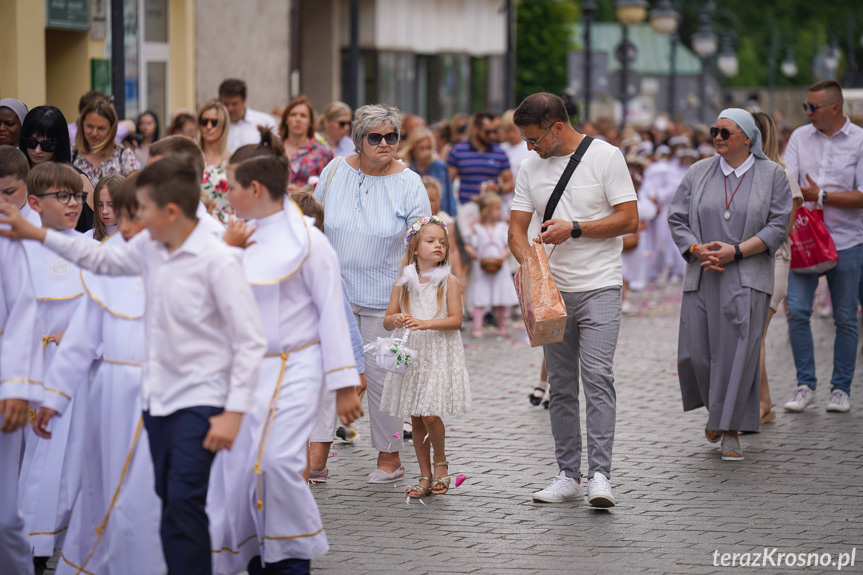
[484, 128, 499, 136]
[521, 122, 558, 146]
[199, 118, 219, 128]
[709, 127, 737, 140]
[365, 132, 399, 146]
[802, 102, 834, 113]
[38, 191, 88, 205]
[338, 121, 352, 128]
[20, 137, 56, 153]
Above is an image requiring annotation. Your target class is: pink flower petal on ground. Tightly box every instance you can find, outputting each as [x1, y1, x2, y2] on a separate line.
[455, 474, 466, 488]
[329, 452, 337, 456]
[530, 363, 535, 368]
[509, 391, 515, 394]
[405, 496, 410, 504]
[448, 427, 454, 431]
[393, 433, 400, 439]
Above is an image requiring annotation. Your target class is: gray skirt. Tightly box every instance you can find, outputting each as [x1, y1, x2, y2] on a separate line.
[677, 266, 770, 432]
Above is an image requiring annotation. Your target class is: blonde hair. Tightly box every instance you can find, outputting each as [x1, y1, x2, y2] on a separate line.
[399, 217, 449, 317]
[752, 111, 784, 168]
[75, 100, 118, 156]
[398, 127, 437, 165]
[196, 100, 230, 162]
[93, 174, 125, 240]
[473, 193, 502, 223]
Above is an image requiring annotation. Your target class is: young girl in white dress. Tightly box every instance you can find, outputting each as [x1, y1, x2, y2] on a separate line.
[380, 215, 471, 499]
[465, 194, 518, 337]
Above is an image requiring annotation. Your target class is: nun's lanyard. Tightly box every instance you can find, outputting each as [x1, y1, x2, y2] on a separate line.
[724, 171, 748, 220]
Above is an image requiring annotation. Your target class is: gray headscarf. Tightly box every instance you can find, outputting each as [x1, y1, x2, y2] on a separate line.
[716, 108, 767, 160]
[0, 98, 28, 126]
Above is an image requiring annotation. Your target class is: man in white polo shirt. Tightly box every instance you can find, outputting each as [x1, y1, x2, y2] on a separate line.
[219, 78, 279, 153]
[508, 93, 638, 508]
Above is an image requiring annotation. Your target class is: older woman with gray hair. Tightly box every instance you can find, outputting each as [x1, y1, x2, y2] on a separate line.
[668, 108, 792, 462]
[313, 104, 430, 483]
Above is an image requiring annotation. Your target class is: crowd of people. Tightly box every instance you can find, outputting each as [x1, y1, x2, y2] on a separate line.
[0, 76, 861, 575]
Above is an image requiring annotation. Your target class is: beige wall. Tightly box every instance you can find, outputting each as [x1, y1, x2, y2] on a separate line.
[0, 0, 47, 104]
[169, 0, 196, 113]
[45, 30, 91, 121]
[195, 0, 291, 115]
[301, 0, 342, 112]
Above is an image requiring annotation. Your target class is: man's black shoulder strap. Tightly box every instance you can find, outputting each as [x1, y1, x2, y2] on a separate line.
[541, 135, 593, 231]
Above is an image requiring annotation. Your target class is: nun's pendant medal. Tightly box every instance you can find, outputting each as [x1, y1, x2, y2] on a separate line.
[724, 210, 731, 220]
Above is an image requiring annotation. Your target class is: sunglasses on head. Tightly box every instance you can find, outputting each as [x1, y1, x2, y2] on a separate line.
[802, 102, 833, 113]
[20, 137, 57, 153]
[199, 117, 219, 128]
[365, 132, 399, 146]
[709, 127, 736, 140]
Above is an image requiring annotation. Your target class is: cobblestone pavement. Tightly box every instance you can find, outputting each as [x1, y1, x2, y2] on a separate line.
[46, 284, 863, 575]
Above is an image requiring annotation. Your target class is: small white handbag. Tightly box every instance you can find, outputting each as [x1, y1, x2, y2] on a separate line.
[364, 329, 417, 374]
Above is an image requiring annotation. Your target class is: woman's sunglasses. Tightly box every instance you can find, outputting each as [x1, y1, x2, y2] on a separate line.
[199, 118, 219, 128]
[365, 132, 399, 146]
[20, 137, 56, 153]
[709, 127, 737, 140]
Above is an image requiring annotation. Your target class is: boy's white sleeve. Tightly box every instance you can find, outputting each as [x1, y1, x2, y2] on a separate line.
[210, 256, 266, 413]
[305, 230, 359, 392]
[0, 239, 43, 403]
[43, 229, 145, 276]
[41, 295, 103, 414]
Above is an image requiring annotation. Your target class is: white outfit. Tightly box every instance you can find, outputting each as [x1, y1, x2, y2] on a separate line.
[18, 231, 90, 557]
[42, 233, 166, 575]
[227, 107, 280, 153]
[380, 269, 471, 417]
[0, 236, 42, 575]
[511, 139, 638, 292]
[500, 140, 534, 219]
[208, 202, 358, 572]
[20, 203, 43, 227]
[468, 222, 518, 308]
[43, 222, 266, 417]
[82, 223, 118, 240]
[621, 195, 659, 291]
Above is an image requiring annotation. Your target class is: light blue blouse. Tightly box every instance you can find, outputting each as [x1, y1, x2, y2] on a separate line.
[315, 158, 431, 309]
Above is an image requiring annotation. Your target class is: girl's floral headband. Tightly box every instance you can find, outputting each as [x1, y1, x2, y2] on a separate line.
[405, 215, 447, 245]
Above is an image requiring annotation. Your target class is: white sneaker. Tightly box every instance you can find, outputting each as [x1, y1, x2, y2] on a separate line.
[587, 472, 616, 508]
[621, 300, 634, 315]
[532, 471, 582, 503]
[826, 390, 851, 413]
[784, 385, 815, 412]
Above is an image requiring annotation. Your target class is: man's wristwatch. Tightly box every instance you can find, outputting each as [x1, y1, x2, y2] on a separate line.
[820, 190, 828, 205]
[570, 221, 582, 239]
[734, 244, 743, 262]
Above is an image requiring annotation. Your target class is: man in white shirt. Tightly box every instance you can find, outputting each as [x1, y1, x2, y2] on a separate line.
[782, 80, 863, 414]
[508, 93, 638, 508]
[219, 78, 280, 153]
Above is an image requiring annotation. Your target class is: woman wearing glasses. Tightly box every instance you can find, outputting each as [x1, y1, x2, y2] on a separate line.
[197, 100, 232, 224]
[318, 100, 354, 157]
[668, 108, 792, 462]
[313, 104, 430, 484]
[19, 105, 97, 232]
[280, 95, 333, 192]
[72, 99, 140, 188]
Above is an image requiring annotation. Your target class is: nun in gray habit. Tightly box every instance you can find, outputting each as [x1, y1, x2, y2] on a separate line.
[667, 108, 792, 461]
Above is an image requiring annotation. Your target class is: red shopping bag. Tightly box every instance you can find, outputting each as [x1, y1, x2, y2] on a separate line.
[789, 205, 838, 274]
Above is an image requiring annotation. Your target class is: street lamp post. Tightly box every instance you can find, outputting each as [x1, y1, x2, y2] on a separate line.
[716, 36, 739, 106]
[649, 0, 680, 118]
[583, 0, 597, 123]
[615, 0, 647, 131]
[692, 12, 718, 123]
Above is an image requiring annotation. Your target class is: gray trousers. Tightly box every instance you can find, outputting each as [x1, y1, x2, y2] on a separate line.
[0, 428, 32, 574]
[544, 287, 621, 481]
[351, 304, 404, 453]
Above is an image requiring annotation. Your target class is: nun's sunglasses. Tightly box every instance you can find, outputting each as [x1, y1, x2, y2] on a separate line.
[709, 127, 737, 140]
[365, 132, 399, 146]
[20, 137, 57, 153]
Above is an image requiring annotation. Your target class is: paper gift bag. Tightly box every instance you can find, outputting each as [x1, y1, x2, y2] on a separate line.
[513, 243, 567, 347]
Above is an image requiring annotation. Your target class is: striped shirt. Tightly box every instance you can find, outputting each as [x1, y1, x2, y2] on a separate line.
[314, 158, 431, 309]
[447, 140, 511, 203]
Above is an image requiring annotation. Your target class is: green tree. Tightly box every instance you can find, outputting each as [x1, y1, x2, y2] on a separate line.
[516, 0, 579, 102]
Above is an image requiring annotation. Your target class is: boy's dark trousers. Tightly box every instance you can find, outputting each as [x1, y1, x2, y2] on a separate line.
[144, 406, 223, 575]
[248, 556, 312, 575]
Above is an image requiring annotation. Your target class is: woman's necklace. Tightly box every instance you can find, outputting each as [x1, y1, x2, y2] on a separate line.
[724, 171, 748, 220]
[357, 156, 392, 195]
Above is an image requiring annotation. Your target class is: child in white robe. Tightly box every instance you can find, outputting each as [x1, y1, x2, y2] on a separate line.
[0, 233, 43, 575]
[32, 175, 166, 575]
[15, 162, 93, 566]
[209, 134, 363, 575]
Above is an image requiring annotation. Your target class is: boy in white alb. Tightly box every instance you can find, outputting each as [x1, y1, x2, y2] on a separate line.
[0, 233, 42, 575]
[0, 156, 267, 575]
[15, 162, 93, 568]
[209, 143, 363, 575]
[0, 146, 43, 227]
[32, 176, 166, 575]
